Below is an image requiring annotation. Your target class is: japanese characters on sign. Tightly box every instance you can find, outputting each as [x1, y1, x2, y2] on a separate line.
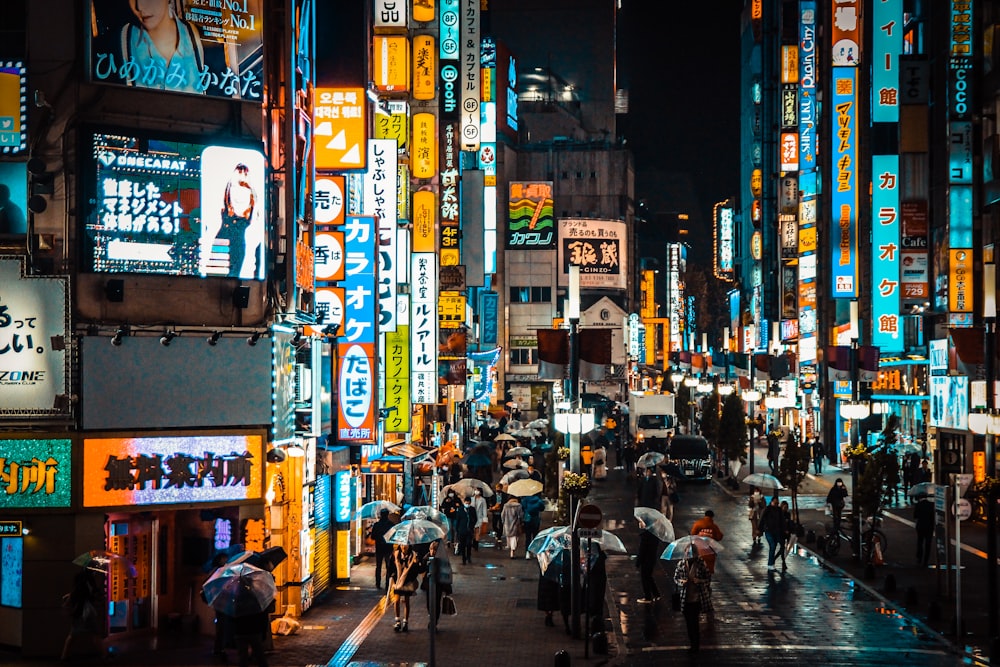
[412, 113, 438, 180]
[949, 248, 973, 313]
[334, 470, 352, 523]
[363, 140, 399, 332]
[375, 100, 409, 149]
[82, 435, 264, 508]
[314, 175, 346, 226]
[413, 35, 436, 101]
[873, 0, 902, 122]
[374, 0, 407, 29]
[338, 342, 376, 441]
[315, 88, 366, 170]
[314, 230, 345, 282]
[950, 0, 973, 121]
[341, 216, 378, 345]
[830, 68, 858, 298]
[460, 0, 480, 151]
[715, 204, 734, 276]
[0, 259, 69, 417]
[384, 325, 411, 433]
[440, 0, 460, 62]
[411, 253, 438, 404]
[507, 181, 555, 249]
[84, 133, 267, 280]
[412, 190, 437, 253]
[558, 219, 628, 290]
[871, 155, 901, 350]
[314, 286, 346, 333]
[901, 201, 930, 301]
[830, 0, 861, 66]
[0, 439, 71, 508]
[481, 291, 499, 346]
[374, 36, 410, 92]
[87, 0, 264, 101]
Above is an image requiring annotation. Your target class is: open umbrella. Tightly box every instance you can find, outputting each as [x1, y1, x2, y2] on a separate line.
[500, 469, 530, 486]
[356, 499, 401, 520]
[743, 472, 785, 490]
[228, 546, 288, 572]
[401, 506, 451, 532]
[527, 419, 550, 429]
[384, 519, 446, 546]
[451, 477, 495, 496]
[495, 433, 516, 442]
[503, 458, 528, 470]
[530, 526, 627, 555]
[505, 446, 532, 458]
[636, 452, 665, 468]
[634, 507, 675, 543]
[73, 550, 137, 577]
[660, 535, 725, 561]
[908, 482, 936, 498]
[202, 543, 245, 573]
[463, 452, 493, 467]
[506, 478, 543, 497]
[203, 562, 276, 617]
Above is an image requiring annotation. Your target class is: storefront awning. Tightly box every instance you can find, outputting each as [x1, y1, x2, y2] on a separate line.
[385, 442, 435, 460]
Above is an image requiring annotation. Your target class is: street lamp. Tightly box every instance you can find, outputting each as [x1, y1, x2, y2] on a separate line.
[982, 262, 998, 657]
[848, 300, 862, 560]
[670, 371, 685, 385]
[743, 388, 762, 474]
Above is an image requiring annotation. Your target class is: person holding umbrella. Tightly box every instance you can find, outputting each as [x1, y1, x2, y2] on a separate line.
[392, 544, 423, 632]
[636, 523, 662, 604]
[672, 548, 711, 652]
[471, 487, 489, 550]
[519, 492, 546, 559]
[371, 509, 396, 590]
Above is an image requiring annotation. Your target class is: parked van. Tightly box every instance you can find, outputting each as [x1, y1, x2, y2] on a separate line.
[667, 435, 712, 481]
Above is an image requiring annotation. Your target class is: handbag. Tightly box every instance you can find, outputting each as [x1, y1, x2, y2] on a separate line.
[394, 577, 419, 594]
[441, 594, 457, 616]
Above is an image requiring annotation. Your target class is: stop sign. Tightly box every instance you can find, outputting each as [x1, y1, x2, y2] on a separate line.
[577, 503, 603, 529]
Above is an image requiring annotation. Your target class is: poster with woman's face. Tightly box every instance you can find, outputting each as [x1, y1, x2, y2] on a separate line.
[87, 0, 265, 101]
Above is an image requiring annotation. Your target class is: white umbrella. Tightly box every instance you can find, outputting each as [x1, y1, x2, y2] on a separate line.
[636, 452, 665, 469]
[506, 478, 543, 497]
[384, 519, 446, 546]
[500, 469, 530, 485]
[908, 482, 936, 498]
[660, 535, 725, 561]
[505, 446, 533, 457]
[743, 472, 784, 490]
[494, 433, 516, 442]
[527, 418, 550, 428]
[355, 500, 401, 520]
[451, 477, 495, 497]
[503, 458, 529, 470]
[634, 507, 675, 543]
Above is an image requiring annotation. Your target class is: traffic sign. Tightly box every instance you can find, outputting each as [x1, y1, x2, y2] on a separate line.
[577, 528, 603, 539]
[954, 498, 972, 521]
[577, 503, 603, 529]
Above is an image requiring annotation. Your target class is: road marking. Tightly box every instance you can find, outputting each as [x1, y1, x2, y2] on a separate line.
[324, 591, 391, 667]
[640, 644, 952, 655]
[883, 511, 989, 559]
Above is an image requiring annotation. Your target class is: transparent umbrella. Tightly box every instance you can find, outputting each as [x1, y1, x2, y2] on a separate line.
[907, 482, 936, 498]
[384, 519, 446, 546]
[660, 535, 725, 561]
[634, 507, 675, 543]
[743, 472, 784, 490]
[636, 452, 665, 469]
[401, 506, 450, 533]
[202, 562, 276, 617]
[355, 500, 401, 520]
[500, 469, 530, 486]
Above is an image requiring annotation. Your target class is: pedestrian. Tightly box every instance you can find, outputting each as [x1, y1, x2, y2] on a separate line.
[660, 471, 678, 520]
[455, 495, 476, 564]
[536, 553, 561, 627]
[914, 496, 935, 566]
[761, 496, 784, 571]
[689, 510, 724, 577]
[233, 607, 270, 667]
[421, 540, 453, 628]
[635, 524, 661, 603]
[583, 543, 608, 634]
[471, 487, 489, 550]
[501, 496, 524, 558]
[440, 488, 463, 546]
[527, 462, 543, 484]
[779, 500, 794, 567]
[370, 509, 396, 590]
[811, 437, 825, 475]
[766, 424, 781, 473]
[623, 440, 637, 475]
[520, 493, 545, 559]
[202, 553, 233, 660]
[61, 569, 105, 661]
[673, 549, 711, 652]
[637, 465, 663, 509]
[392, 544, 422, 632]
[592, 441, 608, 480]
[557, 547, 577, 635]
[826, 477, 849, 534]
[747, 486, 766, 546]
[915, 458, 932, 483]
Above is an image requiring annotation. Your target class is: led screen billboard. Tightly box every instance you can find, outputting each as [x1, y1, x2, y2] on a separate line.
[87, 0, 264, 101]
[83, 131, 266, 279]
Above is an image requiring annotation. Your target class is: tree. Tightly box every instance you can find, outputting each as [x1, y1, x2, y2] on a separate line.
[700, 389, 720, 444]
[777, 433, 811, 521]
[855, 448, 900, 520]
[718, 391, 749, 472]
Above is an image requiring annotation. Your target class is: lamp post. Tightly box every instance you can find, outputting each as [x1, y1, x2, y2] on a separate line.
[684, 375, 699, 434]
[743, 388, 762, 475]
[567, 264, 583, 639]
[848, 301, 863, 561]
[985, 263, 998, 657]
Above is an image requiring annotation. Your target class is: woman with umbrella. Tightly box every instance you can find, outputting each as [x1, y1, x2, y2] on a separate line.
[392, 544, 423, 633]
[672, 547, 712, 652]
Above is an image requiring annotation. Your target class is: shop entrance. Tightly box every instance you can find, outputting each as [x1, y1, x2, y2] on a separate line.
[106, 514, 155, 635]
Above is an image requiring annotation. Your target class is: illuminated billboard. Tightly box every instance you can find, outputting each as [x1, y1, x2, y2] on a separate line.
[82, 434, 264, 508]
[830, 0, 861, 66]
[871, 155, 901, 351]
[87, 0, 264, 101]
[830, 68, 858, 298]
[0, 62, 26, 155]
[83, 131, 266, 279]
[558, 219, 628, 290]
[0, 439, 72, 509]
[507, 181, 555, 249]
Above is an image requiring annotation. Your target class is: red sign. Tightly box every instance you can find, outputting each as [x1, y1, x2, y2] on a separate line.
[577, 503, 603, 529]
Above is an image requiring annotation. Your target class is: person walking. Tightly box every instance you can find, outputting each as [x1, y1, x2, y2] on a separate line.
[422, 540, 453, 629]
[760, 496, 784, 571]
[637, 465, 663, 509]
[537, 555, 561, 627]
[520, 493, 545, 559]
[371, 509, 396, 590]
[501, 496, 524, 558]
[635, 525, 661, 603]
[779, 500, 794, 567]
[660, 471, 678, 520]
[61, 569, 105, 661]
[914, 495, 935, 566]
[471, 487, 489, 550]
[456, 495, 477, 564]
[811, 437, 825, 475]
[673, 549, 711, 652]
[583, 543, 608, 635]
[233, 607, 270, 667]
[690, 510, 724, 578]
[747, 487, 766, 546]
[440, 489, 463, 547]
[766, 423, 781, 473]
[392, 544, 422, 632]
[826, 478, 849, 534]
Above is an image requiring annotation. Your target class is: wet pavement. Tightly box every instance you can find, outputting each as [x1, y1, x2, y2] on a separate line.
[3, 443, 988, 667]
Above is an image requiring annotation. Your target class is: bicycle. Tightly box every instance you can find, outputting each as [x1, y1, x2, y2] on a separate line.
[820, 512, 889, 563]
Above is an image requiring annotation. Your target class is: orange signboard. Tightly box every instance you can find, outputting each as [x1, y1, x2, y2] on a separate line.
[314, 88, 366, 170]
[412, 112, 437, 179]
[413, 0, 435, 23]
[374, 36, 409, 92]
[781, 45, 799, 83]
[412, 190, 436, 252]
[949, 248, 973, 312]
[413, 35, 436, 100]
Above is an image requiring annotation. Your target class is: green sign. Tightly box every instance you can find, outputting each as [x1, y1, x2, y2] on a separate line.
[0, 439, 72, 508]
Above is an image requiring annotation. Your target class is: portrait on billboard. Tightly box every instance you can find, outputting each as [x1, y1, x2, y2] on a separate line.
[87, 0, 264, 101]
[199, 147, 266, 279]
[0, 162, 27, 236]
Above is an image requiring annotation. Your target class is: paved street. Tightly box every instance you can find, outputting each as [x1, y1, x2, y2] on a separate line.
[7, 448, 988, 667]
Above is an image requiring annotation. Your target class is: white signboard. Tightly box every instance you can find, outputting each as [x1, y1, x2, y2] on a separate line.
[373, 0, 407, 29]
[557, 219, 629, 290]
[364, 140, 398, 332]
[460, 0, 480, 151]
[411, 253, 438, 404]
[0, 258, 68, 416]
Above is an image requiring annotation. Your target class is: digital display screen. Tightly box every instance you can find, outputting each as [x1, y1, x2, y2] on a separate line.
[83, 132, 266, 279]
[1, 536, 22, 608]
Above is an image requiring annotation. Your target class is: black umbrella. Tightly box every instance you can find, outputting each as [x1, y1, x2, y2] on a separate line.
[229, 546, 288, 572]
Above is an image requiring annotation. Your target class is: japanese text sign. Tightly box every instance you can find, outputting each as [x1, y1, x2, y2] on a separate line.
[871, 155, 901, 351]
[315, 88, 366, 170]
[384, 325, 412, 433]
[82, 435, 263, 508]
[558, 219, 627, 290]
[0, 439, 71, 508]
[830, 68, 858, 298]
[342, 216, 378, 344]
[338, 342, 376, 442]
[507, 181, 555, 249]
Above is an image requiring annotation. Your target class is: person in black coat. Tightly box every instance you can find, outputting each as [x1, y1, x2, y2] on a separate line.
[233, 609, 269, 667]
[914, 497, 935, 566]
[583, 545, 608, 634]
[456, 497, 477, 564]
[826, 478, 849, 533]
[371, 509, 396, 590]
[761, 496, 785, 571]
[635, 528, 661, 603]
[557, 548, 578, 636]
[537, 559, 561, 627]
[637, 465, 663, 509]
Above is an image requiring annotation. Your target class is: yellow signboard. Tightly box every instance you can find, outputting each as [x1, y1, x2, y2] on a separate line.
[375, 100, 409, 149]
[413, 35, 436, 101]
[438, 292, 466, 322]
[412, 190, 436, 252]
[413, 0, 435, 23]
[412, 112, 437, 179]
[374, 36, 409, 92]
[781, 45, 799, 84]
[798, 225, 817, 254]
[950, 248, 973, 312]
[314, 88, 366, 170]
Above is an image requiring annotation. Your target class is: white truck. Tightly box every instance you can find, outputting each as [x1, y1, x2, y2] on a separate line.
[628, 391, 677, 453]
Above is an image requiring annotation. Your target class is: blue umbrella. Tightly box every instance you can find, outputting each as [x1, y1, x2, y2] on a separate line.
[462, 453, 493, 467]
